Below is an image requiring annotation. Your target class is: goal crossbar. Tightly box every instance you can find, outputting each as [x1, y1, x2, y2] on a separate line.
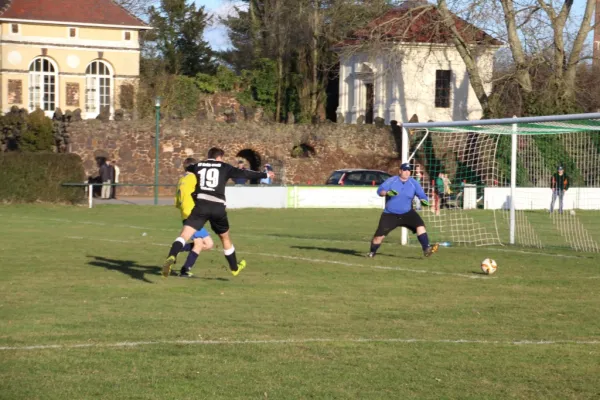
[402, 112, 600, 132]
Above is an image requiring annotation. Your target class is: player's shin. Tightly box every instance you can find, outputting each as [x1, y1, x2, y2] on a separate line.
[168, 237, 186, 258]
[417, 232, 430, 250]
[182, 251, 199, 270]
[369, 241, 381, 254]
[224, 245, 238, 271]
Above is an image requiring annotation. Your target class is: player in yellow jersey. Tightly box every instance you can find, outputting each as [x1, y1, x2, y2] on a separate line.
[170, 157, 214, 277]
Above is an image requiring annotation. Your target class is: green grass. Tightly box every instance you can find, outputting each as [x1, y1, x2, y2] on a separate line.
[1, 205, 600, 399]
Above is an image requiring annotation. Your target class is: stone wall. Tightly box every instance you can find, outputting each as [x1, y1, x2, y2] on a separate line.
[68, 119, 401, 195]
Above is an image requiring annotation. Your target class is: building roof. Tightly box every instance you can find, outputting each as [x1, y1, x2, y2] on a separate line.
[0, 0, 149, 29]
[338, 2, 502, 48]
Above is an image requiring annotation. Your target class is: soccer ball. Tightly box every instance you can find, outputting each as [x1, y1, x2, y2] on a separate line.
[481, 258, 497, 275]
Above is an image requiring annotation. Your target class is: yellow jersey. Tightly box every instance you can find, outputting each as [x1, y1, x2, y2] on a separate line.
[175, 172, 197, 220]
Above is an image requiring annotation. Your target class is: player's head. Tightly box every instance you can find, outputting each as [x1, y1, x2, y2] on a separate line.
[399, 162, 412, 179]
[207, 147, 225, 160]
[558, 166, 564, 175]
[183, 157, 197, 170]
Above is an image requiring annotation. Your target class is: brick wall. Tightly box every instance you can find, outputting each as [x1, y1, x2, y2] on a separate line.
[68, 119, 401, 195]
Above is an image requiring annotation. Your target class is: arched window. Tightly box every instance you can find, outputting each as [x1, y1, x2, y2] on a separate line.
[85, 60, 113, 116]
[29, 57, 58, 112]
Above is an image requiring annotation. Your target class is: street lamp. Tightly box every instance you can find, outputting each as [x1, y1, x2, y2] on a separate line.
[154, 96, 161, 205]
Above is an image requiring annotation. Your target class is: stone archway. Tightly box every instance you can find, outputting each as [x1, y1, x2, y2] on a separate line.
[236, 149, 262, 184]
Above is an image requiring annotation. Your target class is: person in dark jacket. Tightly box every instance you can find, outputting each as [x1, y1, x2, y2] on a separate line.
[550, 166, 569, 214]
[99, 159, 112, 199]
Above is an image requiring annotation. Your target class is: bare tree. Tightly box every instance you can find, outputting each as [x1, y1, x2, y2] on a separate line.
[114, 0, 157, 18]
[445, 0, 596, 114]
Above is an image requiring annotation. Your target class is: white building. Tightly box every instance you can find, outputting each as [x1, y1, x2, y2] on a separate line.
[336, 2, 502, 124]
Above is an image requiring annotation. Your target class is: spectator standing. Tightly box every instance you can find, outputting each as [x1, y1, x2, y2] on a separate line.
[99, 159, 111, 199]
[260, 164, 273, 185]
[110, 160, 120, 199]
[550, 166, 569, 214]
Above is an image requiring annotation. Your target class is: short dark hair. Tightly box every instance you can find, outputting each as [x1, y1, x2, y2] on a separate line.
[183, 157, 197, 168]
[207, 147, 225, 159]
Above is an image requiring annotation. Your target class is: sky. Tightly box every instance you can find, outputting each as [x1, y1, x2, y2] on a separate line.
[195, 0, 243, 50]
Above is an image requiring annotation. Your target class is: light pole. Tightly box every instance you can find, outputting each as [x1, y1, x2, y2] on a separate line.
[154, 96, 161, 205]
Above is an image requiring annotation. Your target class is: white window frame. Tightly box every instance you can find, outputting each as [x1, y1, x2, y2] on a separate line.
[85, 60, 114, 119]
[67, 27, 79, 38]
[10, 23, 20, 35]
[28, 57, 59, 117]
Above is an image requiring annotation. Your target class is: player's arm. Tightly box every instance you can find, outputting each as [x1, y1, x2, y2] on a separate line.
[228, 164, 270, 180]
[377, 176, 396, 197]
[413, 179, 430, 206]
[180, 174, 197, 219]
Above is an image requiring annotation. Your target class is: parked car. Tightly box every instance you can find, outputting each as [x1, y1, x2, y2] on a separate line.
[325, 169, 392, 186]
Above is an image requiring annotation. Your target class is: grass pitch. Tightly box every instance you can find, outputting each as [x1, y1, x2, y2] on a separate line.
[1, 205, 599, 399]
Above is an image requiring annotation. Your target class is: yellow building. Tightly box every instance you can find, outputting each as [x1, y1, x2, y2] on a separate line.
[0, 0, 150, 118]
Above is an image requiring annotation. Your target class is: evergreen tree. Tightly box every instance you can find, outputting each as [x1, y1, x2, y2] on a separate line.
[146, 0, 215, 76]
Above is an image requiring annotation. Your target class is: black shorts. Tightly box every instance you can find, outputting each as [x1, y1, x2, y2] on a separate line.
[185, 200, 229, 235]
[374, 209, 425, 236]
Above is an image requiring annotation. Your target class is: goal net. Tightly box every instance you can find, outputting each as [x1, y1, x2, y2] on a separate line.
[403, 114, 600, 253]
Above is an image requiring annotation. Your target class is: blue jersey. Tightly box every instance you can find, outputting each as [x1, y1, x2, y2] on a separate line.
[378, 176, 428, 214]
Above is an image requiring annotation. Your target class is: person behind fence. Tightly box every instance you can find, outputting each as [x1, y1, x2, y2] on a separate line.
[232, 160, 248, 185]
[260, 164, 273, 185]
[99, 159, 111, 199]
[550, 165, 569, 214]
[110, 160, 120, 199]
[434, 172, 447, 214]
[443, 173, 453, 205]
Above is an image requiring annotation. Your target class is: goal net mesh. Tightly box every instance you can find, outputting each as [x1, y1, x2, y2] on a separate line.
[406, 118, 600, 253]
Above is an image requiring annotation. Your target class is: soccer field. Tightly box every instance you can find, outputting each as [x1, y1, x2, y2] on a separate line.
[1, 205, 599, 399]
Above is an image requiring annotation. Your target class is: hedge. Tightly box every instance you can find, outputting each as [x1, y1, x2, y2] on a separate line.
[0, 153, 85, 204]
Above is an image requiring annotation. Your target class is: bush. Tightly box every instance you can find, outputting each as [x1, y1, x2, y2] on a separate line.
[171, 75, 201, 118]
[195, 73, 218, 94]
[215, 65, 239, 92]
[0, 108, 55, 152]
[237, 59, 278, 118]
[0, 153, 85, 203]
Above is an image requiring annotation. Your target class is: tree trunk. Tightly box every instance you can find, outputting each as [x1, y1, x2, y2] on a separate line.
[310, 0, 319, 120]
[437, 0, 493, 118]
[561, 0, 595, 101]
[498, 0, 533, 96]
[276, 52, 283, 122]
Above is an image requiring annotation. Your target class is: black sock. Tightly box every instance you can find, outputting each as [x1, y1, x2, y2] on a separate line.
[168, 238, 186, 258]
[370, 242, 381, 254]
[417, 233, 430, 250]
[182, 243, 193, 252]
[224, 246, 238, 271]
[182, 251, 199, 270]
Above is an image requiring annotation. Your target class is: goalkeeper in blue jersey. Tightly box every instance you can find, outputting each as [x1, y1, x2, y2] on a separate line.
[368, 162, 439, 258]
[174, 157, 214, 277]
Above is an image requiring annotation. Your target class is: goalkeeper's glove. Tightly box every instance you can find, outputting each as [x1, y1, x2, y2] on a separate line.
[386, 189, 398, 197]
[420, 199, 430, 207]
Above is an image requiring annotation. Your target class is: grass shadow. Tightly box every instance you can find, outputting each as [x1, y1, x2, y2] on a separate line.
[290, 245, 421, 260]
[87, 255, 161, 283]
